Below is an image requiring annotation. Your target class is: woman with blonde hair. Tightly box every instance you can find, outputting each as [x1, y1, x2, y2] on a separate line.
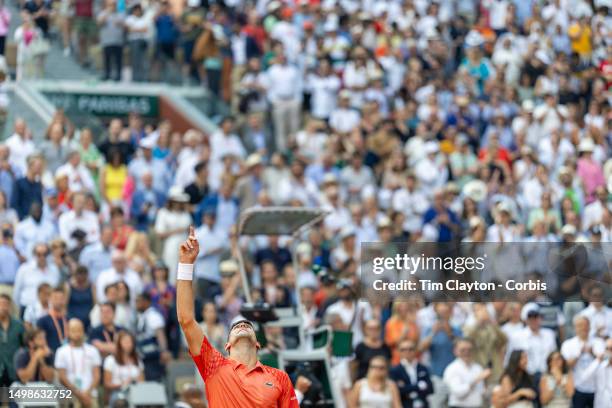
[154, 186, 191, 281]
[384, 297, 421, 365]
[125, 231, 156, 270]
[348, 356, 402, 408]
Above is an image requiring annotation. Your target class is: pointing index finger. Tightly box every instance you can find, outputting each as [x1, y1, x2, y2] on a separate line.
[188, 225, 195, 240]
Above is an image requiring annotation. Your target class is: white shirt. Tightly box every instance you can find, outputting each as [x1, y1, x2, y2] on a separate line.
[13, 261, 60, 307]
[55, 163, 95, 193]
[5, 133, 35, 175]
[194, 224, 228, 283]
[265, 64, 302, 103]
[14, 217, 57, 259]
[579, 305, 612, 339]
[392, 188, 429, 233]
[329, 108, 360, 133]
[488, 0, 509, 30]
[582, 359, 612, 408]
[561, 335, 605, 393]
[443, 358, 487, 407]
[103, 355, 142, 387]
[58, 210, 100, 249]
[308, 74, 341, 119]
[96, 267, 143, 304]
[209, 131, 246, 164]
[125, 15, 149, 41]
[136, 306, 164, 338]
[416, 156, 449, 196]
[23, 300, 47, 326]
[90, 303, 133, 329]
[583, 201, 606, 231]
[54, 343, 101, 391]
[325, 300, 372, 347]
[509, 327, 557, 374]
[401, 359, 419, 385]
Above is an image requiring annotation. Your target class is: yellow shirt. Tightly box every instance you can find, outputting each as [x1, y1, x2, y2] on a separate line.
[104, 164, 127, 201]
[568, 23, 592, 56]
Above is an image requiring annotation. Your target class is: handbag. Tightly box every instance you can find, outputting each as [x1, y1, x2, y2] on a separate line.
[30, 36, 50, 56]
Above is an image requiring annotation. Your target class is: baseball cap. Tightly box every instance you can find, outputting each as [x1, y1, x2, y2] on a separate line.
[229, 318, 254, 332]
[526, 309, 541, 319]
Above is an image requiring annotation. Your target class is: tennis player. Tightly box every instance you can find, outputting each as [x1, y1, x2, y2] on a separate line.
[176, 226, 299, 407]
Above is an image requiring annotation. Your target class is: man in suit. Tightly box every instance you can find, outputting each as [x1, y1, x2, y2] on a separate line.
[390, 339, 434, 408]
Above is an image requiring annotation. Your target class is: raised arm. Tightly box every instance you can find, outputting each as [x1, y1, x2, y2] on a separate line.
[176, 226, 205, 355]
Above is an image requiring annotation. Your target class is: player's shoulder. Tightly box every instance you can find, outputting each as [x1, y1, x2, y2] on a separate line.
[263, 365, 292, 383]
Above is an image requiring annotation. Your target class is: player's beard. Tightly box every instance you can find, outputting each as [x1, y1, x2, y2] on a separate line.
[232, 329, 257, 345]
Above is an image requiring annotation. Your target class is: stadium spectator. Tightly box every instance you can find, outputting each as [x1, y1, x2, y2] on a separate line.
[560, 315, 605, 408]
[14, 201, 56, 258]
[443, 338, 491, 408]
[66, 265, 95, 330]
[23, 282, 50, 329]
[354, 319, 392, 380]
[581, 337, 612, 408]
[385, 299, 421, 365]
[508, 309, 558, 377]
[79, 224, 113, 283]
[194, 208, 227, 301]
[0, 294, 24, 386]
[14, 328, 54, 384]
[96, 250, 143, 304]
[37, 287, 67, 352]
[198, 301, 226, 354]
[0, 223, 20, 288]
[389, 339, 434, 408]
[135, 292, 170, 381]
[56, 319, 101, 407]
[13, 243, 60, 313]
[90, 301, 123, 360]
[11, 154, 43, 220]
[155, 187, 191, 281]
[348, 355, 402, 408]
[539, 351, 574, 408]
[58, 192, 100, 249]
[103, 330, 144, 406]
[97, 0, 124, 82]
[491, 350, 538, 407]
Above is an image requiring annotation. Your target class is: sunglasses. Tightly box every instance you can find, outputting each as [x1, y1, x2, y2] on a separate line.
[35, 252, 48, 257]
[370, 365, 387, 370]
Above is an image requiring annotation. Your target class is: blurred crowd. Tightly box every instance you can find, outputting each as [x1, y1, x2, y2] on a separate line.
[0, 0, 611, 407]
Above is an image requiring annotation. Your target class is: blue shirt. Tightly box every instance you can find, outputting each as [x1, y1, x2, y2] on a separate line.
[0, 244, 20, 284]
[156, 14, 178, 44]
[78, 243, 112, 283]
[422, 324, 463, 377]
[423, 208, 460, 242]
[37, 314, 66, 352]
[0, 168, 17, 205]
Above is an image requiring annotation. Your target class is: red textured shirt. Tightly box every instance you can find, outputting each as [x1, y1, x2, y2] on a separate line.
[190, 337, 299, 408]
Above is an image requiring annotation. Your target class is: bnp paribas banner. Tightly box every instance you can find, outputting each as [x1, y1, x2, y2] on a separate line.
[43, 92, 159, 117]
[360, 242, 610, 303]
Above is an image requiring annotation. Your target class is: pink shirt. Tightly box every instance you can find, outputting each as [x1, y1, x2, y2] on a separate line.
[0, 8, 11, 37]
[577, 158, 605, 204]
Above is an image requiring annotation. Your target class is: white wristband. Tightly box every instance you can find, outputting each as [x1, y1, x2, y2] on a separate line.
[177, 263, 194, 281]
